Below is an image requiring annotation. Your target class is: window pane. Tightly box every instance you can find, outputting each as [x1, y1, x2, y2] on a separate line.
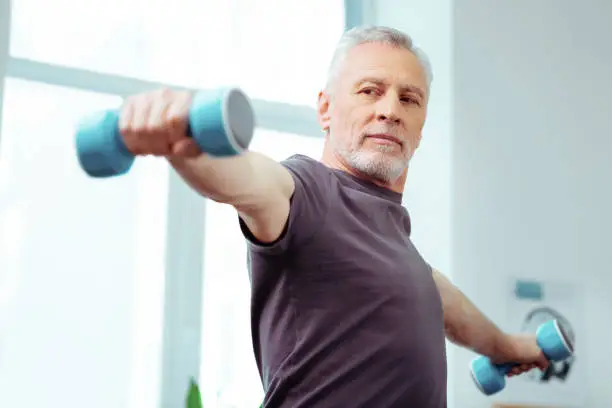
[0, 79, 168, 408]
[10, 0, 345, 107]
[200, 129, 323, 407]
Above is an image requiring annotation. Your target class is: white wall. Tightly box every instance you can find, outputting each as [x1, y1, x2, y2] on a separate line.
[375, 0, 612, 407]
[453, 1, 612, 407]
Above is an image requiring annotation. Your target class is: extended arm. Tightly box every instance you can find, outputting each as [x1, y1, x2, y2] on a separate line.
[117, 88, 294, 244]
[431, 268, 508, 359]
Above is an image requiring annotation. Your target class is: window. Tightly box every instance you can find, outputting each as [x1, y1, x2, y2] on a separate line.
[3, 1, 340, 405]
[200, 129, 323, 407]
[0, 78, 168, 408]
[10, 0, 345, 107]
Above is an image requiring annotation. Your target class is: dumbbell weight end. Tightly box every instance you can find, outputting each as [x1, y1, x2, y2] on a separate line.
[75, 110, 134, 178]
[470, 358, 513, 396]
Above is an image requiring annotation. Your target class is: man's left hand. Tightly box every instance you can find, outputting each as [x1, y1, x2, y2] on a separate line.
[492, 334, 550, 377]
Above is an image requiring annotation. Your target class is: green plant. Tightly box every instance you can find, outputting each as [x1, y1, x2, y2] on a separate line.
[185, 377, 264, 408]
[186, 378, 203, 408]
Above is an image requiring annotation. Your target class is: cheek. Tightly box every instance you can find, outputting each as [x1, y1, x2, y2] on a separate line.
[346, 108, 372, 132]
[409, 109, 427, 129]
[404, 111, 426, 141]
[331, 108, 356, 133]
[330, 103, 372, 146]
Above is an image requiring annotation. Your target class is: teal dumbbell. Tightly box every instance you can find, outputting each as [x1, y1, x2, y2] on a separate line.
[470, 319, 574, 395]
[75, 87, 255, 178]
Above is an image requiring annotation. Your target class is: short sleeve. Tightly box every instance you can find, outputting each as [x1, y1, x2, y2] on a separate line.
[238, 154, 331, 255]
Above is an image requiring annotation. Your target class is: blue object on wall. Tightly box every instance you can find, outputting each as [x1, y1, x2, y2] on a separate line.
[514, 280, 544, 300]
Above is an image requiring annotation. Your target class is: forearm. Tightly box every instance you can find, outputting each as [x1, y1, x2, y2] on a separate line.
[168, 151, 294, 243]
[432, 268, 508, 358]
[168, 151, 292, 209]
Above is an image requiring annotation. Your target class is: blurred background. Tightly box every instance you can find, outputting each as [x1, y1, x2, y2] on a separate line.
[0, 0, 609, 407]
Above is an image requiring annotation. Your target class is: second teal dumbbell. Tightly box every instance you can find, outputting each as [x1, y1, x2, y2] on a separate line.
[470, 319, 574, 395]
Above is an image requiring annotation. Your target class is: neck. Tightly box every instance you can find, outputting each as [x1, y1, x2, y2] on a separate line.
[320, 145, 407, 194]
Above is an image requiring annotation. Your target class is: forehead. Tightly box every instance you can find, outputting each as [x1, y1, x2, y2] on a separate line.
[338, 42, 428, 92]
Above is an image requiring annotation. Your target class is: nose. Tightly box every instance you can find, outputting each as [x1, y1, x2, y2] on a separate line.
[375, 95, 402, 125]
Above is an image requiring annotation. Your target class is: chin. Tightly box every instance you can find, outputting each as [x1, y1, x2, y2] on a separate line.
[349, 151, 407, 183]
[363, 149, 406, 165]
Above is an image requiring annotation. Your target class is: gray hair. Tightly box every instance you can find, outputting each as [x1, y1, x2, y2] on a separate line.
[325, 25, 433, 92]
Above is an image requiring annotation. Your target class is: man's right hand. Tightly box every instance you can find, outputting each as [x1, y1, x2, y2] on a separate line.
[118, 88, 201, 158]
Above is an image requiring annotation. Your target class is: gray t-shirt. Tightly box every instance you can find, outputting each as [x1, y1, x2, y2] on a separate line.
[240, 154, 447, 407]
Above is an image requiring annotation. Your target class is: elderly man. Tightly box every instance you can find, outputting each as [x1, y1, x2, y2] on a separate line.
[118, 25, 548, 408]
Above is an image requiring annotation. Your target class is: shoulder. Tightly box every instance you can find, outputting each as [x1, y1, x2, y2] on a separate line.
[280, 154, 334, 197]
[281, 154, 332, 178]
[241, 154, 333, 254]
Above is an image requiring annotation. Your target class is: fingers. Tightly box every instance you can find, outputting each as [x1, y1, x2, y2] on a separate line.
[118, 88, 194, 157]
[120, 94, 150, 155]
[166, 91, 192, 144]
[537, 355, 550, 371]
[118, 96, 139, 152]
[146, 91, 173, 156]
[507, 365, 524, 376]
[171, 139, 202, 158]
[507, 363, 540, 377]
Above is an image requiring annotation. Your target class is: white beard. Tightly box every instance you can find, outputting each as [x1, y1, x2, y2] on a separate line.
[335, 140, 409, 183]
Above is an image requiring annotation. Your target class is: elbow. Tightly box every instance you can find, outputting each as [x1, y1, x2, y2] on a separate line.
[237, 199, 290, 244]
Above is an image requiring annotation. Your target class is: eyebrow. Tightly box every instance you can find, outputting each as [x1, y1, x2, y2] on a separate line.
[356, 78, 426, 99]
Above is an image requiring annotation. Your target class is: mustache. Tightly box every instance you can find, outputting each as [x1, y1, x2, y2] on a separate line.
[361, 128, 405, 145]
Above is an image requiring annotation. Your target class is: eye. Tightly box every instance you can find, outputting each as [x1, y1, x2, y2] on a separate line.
[401, 96, 421, 106]
[359, 87, 380, 96]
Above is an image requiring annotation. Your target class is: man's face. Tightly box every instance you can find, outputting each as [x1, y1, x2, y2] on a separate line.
[318, 42, 428, 184]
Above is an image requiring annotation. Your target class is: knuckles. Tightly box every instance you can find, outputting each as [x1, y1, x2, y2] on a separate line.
[118, 88, 193, 156]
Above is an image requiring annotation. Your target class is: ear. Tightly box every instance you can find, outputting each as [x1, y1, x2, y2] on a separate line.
[317, 90, 332, 132]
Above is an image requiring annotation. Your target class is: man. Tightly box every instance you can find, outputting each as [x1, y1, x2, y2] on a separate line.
[118, 25, 548, 407]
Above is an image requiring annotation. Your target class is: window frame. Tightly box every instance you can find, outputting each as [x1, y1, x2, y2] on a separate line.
[0, 0, 10, 150]
[0, 1, 371, 405]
